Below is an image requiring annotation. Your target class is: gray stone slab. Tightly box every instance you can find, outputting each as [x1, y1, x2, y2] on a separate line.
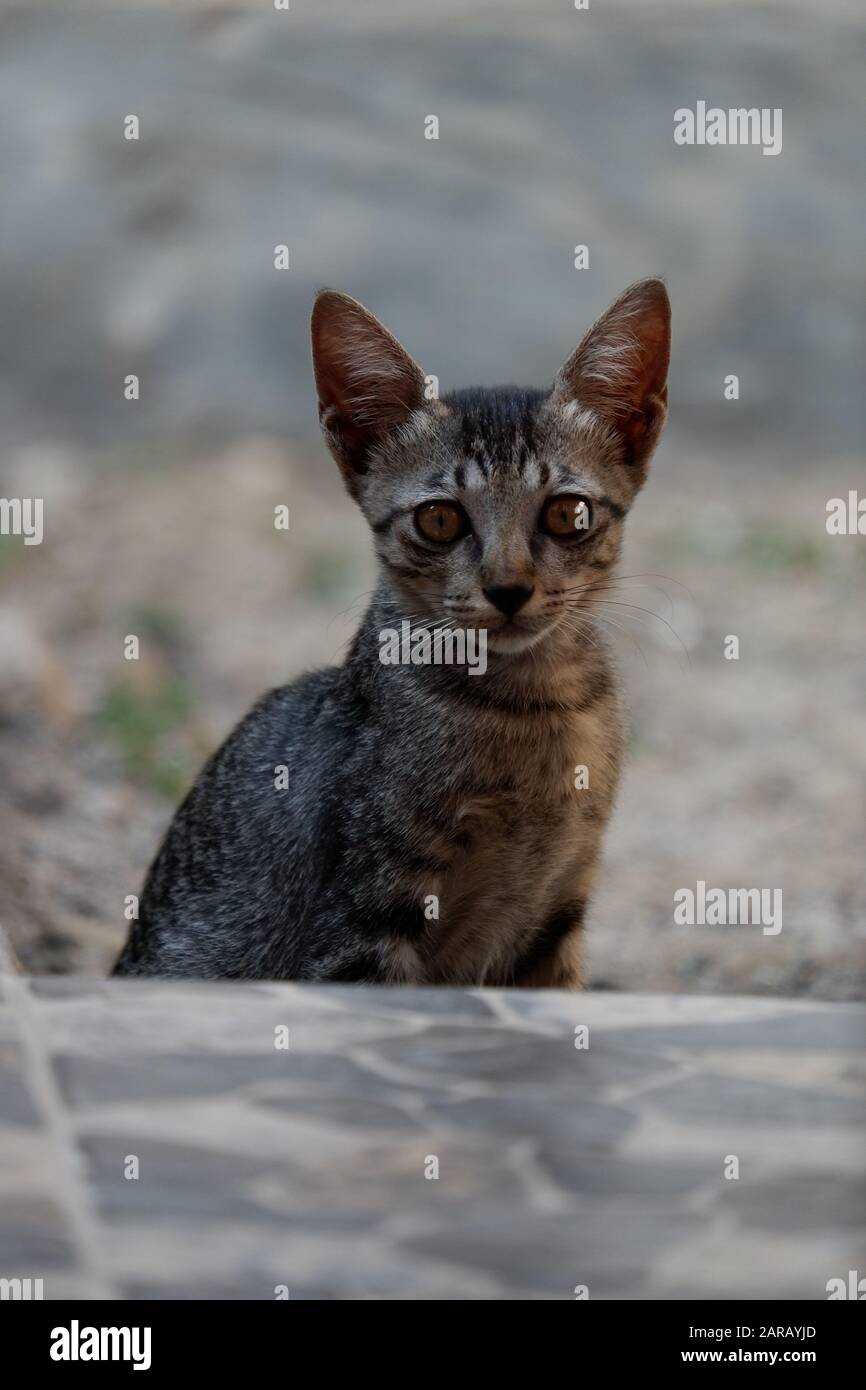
[1, 978, 863, 1300]
[399, 1204, 703, 1298]
[55, 1052, 302, 1106]
[0, 1197, 78, 1270]
[722, 1173, 866, 1234]
[648, 1073, 865, 1128]
[78, 1136, 304, 1223]
[0, 1043, 40, 1126]
[598, 1010, 866, 1054]
[424, 1094, 636, 1150]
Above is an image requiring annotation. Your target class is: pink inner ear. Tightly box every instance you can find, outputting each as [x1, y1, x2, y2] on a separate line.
[311, 291, 427, 475]
[632, 313, 671, 405]
[312, 292, 425, 433]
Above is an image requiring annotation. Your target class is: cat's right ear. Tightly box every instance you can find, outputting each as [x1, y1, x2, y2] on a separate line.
[552, 278, 671, 476]
[311, 290, 427, 489]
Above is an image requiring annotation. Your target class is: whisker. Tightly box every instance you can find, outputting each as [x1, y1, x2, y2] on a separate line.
[560, 607, 648, 668]
[556, 610, 605, 656]
[592, 600, 692, 666]
[562, 571, 698, 622]
[325, 589, 377, 636]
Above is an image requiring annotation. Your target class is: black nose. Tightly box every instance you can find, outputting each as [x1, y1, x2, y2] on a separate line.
[483, 584, 535, 618]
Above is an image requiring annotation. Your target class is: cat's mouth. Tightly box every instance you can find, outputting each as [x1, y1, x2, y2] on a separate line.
[485, 618, 554, 655]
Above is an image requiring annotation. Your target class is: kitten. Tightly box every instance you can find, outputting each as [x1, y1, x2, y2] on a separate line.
[113, 279, 670, 986]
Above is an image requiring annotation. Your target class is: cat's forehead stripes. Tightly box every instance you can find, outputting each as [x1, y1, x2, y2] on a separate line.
[522, 456, 544, 489]
[420, 467, 448, 491]
[444, 385, 550, 479]
[454, 458, 488, 492]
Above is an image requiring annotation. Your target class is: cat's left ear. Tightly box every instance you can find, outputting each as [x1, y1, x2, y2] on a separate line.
[553, 278, 671, 471]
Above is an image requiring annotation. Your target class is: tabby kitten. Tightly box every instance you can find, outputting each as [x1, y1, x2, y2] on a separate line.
[113, 279, 671, 986]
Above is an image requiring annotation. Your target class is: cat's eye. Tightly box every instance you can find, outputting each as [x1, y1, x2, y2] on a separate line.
[414, 500, 469, 544]
[540, 494, 593, 540]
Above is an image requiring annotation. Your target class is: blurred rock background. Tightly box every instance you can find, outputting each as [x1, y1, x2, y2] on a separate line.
[0, 0, 863, 994]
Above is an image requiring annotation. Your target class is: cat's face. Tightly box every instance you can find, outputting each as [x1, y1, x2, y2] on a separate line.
[311, 282, 670, 655]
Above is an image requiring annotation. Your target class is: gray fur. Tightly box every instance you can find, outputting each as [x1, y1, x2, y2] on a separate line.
[113, 280, 670, 985]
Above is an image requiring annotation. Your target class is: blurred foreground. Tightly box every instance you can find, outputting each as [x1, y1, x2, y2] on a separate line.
[2, 951, 863, 1298]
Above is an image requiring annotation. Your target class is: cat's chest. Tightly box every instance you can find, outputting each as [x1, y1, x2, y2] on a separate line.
[394, 701, 620, 985]
[449, 698, 617, 835]
[413, 800, 579, 986]
[447, 740, 590, 903]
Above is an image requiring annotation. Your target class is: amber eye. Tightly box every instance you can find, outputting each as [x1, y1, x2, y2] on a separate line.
[540, 494, 593, 539]
[414, 500, 469, 544]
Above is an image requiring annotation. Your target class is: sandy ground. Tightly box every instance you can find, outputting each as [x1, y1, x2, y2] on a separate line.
[1, 438, 863, 997]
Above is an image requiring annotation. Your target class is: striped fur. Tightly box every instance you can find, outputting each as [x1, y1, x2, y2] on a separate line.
[113, 282, 670, 986]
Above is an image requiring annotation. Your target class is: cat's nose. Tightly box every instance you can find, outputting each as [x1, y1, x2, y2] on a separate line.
[483, 584, 535, 618]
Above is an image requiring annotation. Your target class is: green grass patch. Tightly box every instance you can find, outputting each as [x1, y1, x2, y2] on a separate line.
[0, 534, 23, 573]
[124, 604, 189, 653]
[96, 674, 197, 800]
[300, 544, 360, 600]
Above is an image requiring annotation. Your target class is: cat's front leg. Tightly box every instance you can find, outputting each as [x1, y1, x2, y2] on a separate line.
[509, 897, 588, 989]
[299, 896, 432, 985]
